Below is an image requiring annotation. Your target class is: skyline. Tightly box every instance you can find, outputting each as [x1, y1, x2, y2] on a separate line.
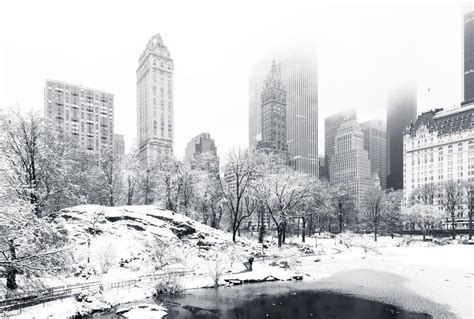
[0, 0, 471, 159]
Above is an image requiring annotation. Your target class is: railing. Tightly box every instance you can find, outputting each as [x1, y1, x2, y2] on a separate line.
[0, 269, 194, 311]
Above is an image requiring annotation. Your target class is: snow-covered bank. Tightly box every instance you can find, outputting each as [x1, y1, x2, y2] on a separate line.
[295, 237, 473, 319]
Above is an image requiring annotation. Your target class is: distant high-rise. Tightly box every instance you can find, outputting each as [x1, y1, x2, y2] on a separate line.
[257, 61, 287, 153]
[114, 134, 125, 157]
[137, 34, 174, 164]
[184, 133, 217, 162]
[387, 85, 417, 190]
[330, 120, 373, 209]
[249, 50, 318, 176]
[324, 109, 357, 182]
[464, 11, 474, 103]
[361, 119, 388, 189]
[44, 79, 114, 156]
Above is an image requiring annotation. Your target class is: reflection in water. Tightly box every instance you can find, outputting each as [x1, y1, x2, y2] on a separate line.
[159, 290, 431, 319]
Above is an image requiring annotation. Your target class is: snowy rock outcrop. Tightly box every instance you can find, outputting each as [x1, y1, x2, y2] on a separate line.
[57, 205, 233, 277]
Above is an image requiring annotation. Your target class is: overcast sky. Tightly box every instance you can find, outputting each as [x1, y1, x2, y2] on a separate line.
[0, 0, 472, 159]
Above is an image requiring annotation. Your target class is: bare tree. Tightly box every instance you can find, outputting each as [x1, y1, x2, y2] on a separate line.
[440, 181, 466, 239]
[99, 150, 123, 206]
[383, 190, 404, 238]
[220, 149, 261, 242]
[404, 204, 443, 240]
[466, 182, 474, 240]
[330, 183, 356, 233]
[254, 170, 309, 247]
[97, 242, 116, 274]
[364, 186, 386, 241]
[122, 154, 140, 205]
[413, 182, 437, 205]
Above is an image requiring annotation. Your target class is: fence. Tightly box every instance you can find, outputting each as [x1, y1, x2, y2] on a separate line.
[0, 269, 194, 312]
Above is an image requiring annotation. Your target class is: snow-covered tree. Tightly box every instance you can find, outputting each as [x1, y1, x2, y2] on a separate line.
[254, 170, 309, 247]
[122, 153, 141, 205]
[329, 183, 356, 233]
[364, 186, 386, 241]
[99, 149, 123, 206]
[439, 180, 466, 239]
[412, 182, 438, 205]
[2, 111, 84, 216]
[0, 200, 70, 290]
[220, 149, 262, 242]
[383, 189, 404, 238]
[404, 204, 443, 240]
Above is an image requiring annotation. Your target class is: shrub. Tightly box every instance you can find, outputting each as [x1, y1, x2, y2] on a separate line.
[153, 275, 184, 296]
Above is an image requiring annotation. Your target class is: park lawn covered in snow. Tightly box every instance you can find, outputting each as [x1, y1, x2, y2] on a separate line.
[2, 205, 473, 318]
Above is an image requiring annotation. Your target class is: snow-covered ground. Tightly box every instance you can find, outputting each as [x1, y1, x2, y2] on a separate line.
[2, 205, 473, 318]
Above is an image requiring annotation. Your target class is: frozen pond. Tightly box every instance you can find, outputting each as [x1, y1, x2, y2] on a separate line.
[99, 270, 454, 318]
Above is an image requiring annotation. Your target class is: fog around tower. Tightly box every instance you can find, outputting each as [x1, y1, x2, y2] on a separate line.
[0, 0, 468, 158]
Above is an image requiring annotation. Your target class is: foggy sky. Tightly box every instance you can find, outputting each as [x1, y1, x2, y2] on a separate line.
[0, 0, 471, 159]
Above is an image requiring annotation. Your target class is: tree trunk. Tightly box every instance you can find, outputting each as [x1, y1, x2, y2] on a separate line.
[339, 213, 343, 233]
[302, 218, 307, 243]
[6, 239, 17, 290]
[258, 210, 265, 244]
[282, 222, 286, 244]
[374, 224, 378, 242]
[451, 212, 456, 240]
[277, 227, 283, 248]
[469, 210, 472, 240]
[297, 218, 300, 238]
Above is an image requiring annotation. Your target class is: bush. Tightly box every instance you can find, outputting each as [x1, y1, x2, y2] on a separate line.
[153, 275, 184, 296]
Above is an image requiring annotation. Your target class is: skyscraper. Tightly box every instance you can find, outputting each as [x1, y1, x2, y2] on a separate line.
[257, 61, 287, 153]
[114, 134, 125, 157]
[249, 50, 318, 176]
[280, 53, 319, 176]
[330, 120, 373, 210]
[464, 10, 474, 103]
[44, 79, 114, 156]
[184, 133, 217, 162]
[387, 85, 417, 190]
[361, 119, 388, 189]
[137, 34, 174, 164]
[324, 109, 357, 182]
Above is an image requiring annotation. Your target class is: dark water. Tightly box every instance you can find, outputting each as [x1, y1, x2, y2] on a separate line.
[159, 289, 431, 319]
[99, 279, 435, 319]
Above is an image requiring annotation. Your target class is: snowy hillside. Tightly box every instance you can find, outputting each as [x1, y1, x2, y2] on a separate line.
[57, 205, 242, 282]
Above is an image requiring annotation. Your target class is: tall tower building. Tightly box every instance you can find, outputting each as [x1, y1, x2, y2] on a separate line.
[44, 79, 114, 156]
[361, 119, 388, 189]
[281, 53, 319, 176]
[324, 109, 357, 182]
[184, 132, 217, 162]
[464, 10, 474, 103]
[114, 134, 125, 157]
[387, 85, 417, 190]
[249, 50, 318, 176]
[137, 34, 174, 164]
[330, 120, 373, 210]
[257, 61, 287, 153]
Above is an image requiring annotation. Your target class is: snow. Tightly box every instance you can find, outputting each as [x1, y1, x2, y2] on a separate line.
[2, 205, 472, 318]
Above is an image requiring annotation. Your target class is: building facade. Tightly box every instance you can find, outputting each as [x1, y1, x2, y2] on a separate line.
[330, 120, 373, 210]
[137, 34, 174, 164]
[324, 109, 357, 182]
[257, 61, 288, 154]
[44, 80, 114, 156]
[249, 51, 318, 176]
[403, 103, 474, 228]
[387, 85, 417, 190]
[114, 134, 125, 157]
[184, 133, 217, 162]
[464, 11, 474, 103]
[361, 119, 388, 189]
